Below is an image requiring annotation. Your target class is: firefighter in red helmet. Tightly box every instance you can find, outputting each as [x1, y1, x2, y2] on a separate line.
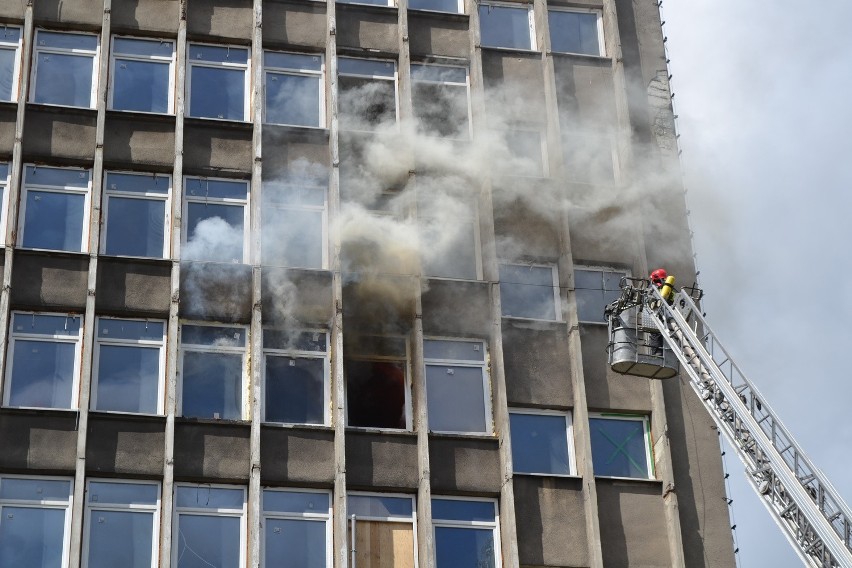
[650, 268, 675, 302]
[650, 268, 667, 288]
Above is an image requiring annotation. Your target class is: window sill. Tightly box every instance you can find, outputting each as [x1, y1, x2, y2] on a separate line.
[88, 410, 167, 423]
[514, 471, 581, 479]
[26, 101, 97, 115]
[501, 315, 563, 325]
[594, 475, 661, 484]
[1, 405, 78, 416]
[262, 421, 333, 431]
[478, 45, 541, 57]
[428, 431, 496, 441]
[105, 108, 177, 125]
[99, 254, 173, 266]
[261, 122, 330, 142]
[176, 416, 252, 426]
[407, 8, 469, 21]
[345, 426, 416, 437]
[549, 50, 611, 63]
[15, 247, 89, 259]
[183, 115, 253, 130]
[335, 1, 398, 14]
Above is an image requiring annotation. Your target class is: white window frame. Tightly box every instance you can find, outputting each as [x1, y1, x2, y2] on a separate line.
[108, 35, 176, 114]
[30, 29, 99, 109]
[548, 7, 605, 57]
[347, 491, 419, 567]
[573, 265, 628, 324]
[0, 475, 74, 568]
[260, 488, 332, 568]
[344, 336, 413, 431]
[499, 262, 561, 322]
[508, 408, 576, 476]
[423, 337, 492, 435]
[173, 483, 247, 568]
[101, 171, 172, 259]
[0, 163, 10, 247]
[262, 50, 325, 128]
[4, 311, 83, 410]
[18, 165, 92, 253]
[410, 63, 472, 140]
[336, 0, 394, 8]
[91, 316, 167, 416]
[186, 42, 251, 122]
[177, 321, 249, 420]
[261, 329, 330, 426]
[0, 26, 23, 102]
[82, 479, 161, 568]
[181, 176, 250, 263]
[431, 496, 501, 568]
[337, 57, 399, 131]
[479, 1, 537, 51]
[588, 413, 655, 481]
[262, 182, 328, 269]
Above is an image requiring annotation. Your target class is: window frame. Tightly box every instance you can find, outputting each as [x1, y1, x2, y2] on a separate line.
[261, 182, 328, 269]
[100, 170, 172, 259]
[30, 29, 99, 109]
[0, 26, 23, 102]
[408, 0, 464, 15]
[337, 56, 400, 132]
[344, 335, 413, 431]
[573, 265, 628, 324]
[588, 413, 655, 480]
[478, 1, 537, 51]
[172, 483, 247, 568]
[498, 262, 561, 322]
[262, 50, 325, 128]
[18, 164, 92, 253]
[508, 408, 576, 477]
[181, 176, 250, 264]
[0, 163, 10, 246]
[431, 496, 501, 568]
[547, 7, 605, 57]
[503, 126, 548, 178]
[410, 62, 472, 141]
[108, 35, 176, 114]
[260, 487, 332, 568]
[185, 41, 251, 122]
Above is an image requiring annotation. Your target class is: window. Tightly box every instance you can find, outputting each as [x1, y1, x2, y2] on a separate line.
[344, 336, 410, 430]
[187, 43, 250, 121]
[411, 64, 470, 138]
[263, 51, 324, 127]
[336, 0, 392, 7]
[179, 323, 247, 420]
[509, 410, 573, 475]
[589, 414, 653, 479]
[338, 57, 397, 131]
[19, 165, 91, 253]
[0, 26, 22, 102]
[5, 312, 82, 409]
[432, 498, 499, 568]
[574, 267, 626, 323]
[347, 494, 415, 568]
[102, 172, 170, 258]
[83, 480, 160, 568]
[409, 0, 462, 14]
[262, 489, 331, 568]
[417, 190, 479, 280]
[174, 485, 246, 568]
[263, 330, 329, 425]
[182, 177, 249, 263]
[31, 30, 98, 108]
[424, 339, 491, 434]
[110, 36, 175, 113]
[563, 133, 615, 185]
[503, 129, 546, 177]
[92, 318, 166, 415]
[478, 3, 535, 50]
[499, 263, 559, 320]
[0, 162, 9, 244]
[261, 182, 327, 269]
[0, 476, 73, 567]
[548, 9, 603, 56]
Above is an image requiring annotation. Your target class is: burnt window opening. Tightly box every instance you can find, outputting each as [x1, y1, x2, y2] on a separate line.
[345, 359, 407, 429]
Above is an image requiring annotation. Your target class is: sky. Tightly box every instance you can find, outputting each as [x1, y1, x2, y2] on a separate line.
[661, 1, 852, 565]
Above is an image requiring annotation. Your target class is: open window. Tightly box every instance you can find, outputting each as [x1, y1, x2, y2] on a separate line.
[589, 414, 654, 479]
[509, 409, 574, 475]
[0, 476, 73, 567]
[102, 171, 170, 259]
[173, 484, 246, 568]
[499, 263, 560, 321]
[338, 57, 397, 131]
[262, 489, 331, 568]
[109, 36, 175, 113]
[411, 64, 470, 139]
[186, 43, 250, 121]
[424, 339, 491, 434]
[432, 498, 500, 568]
[179, 323, 247, 420]
[263, 329, 329, 425]
[182, 177, 249, 263]
[0, 26, 22, 102]
[478, 2, 535, 51]
[31, 30, 98, 108]
[344, 335, 410, 430]
[19, 165, 91, 253]
[573, 267, 626, 323]
[347, 493, 416, 568]
[263, 51, 324, 128]
[548, 9, 604, 56]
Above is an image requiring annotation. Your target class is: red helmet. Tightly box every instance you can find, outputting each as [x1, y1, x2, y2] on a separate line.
[650, 268, 667, 286]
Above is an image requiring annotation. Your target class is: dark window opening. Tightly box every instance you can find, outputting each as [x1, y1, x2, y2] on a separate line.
[345, 359, 406, 429]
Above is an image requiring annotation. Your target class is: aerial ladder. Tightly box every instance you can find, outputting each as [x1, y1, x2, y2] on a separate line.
[605, 276, 852, 568]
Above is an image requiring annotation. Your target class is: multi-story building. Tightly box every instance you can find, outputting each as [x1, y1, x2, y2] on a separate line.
[0, 0, 737, 566]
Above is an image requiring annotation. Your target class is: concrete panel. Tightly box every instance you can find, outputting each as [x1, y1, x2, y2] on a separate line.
[0, 4, 24, 19]
[104, 112, 177, 168]
[96, 257, 172, 317]
[23, 106, 96, 162]
[342, 276, 415, 335]
[408, 12, 469, 58]
[421, 279, 490, 337]
[180, 261, 252, 324]
[335, 5, 399, 53]
[183, 120, 253, 175]
[262, 0, 327, 49]
[482, 51, 546, 124]
[580, 324, 652, 412]
[492, 188, 561, 260]
[0, 103, 17, 156]
[261, 129, 330, 179]
[429, 436, 501, 494]
[111, 0, 180, 34]
[596, 479, 671, 568]
[0, 409, 77, 473]
[86, 413, 165, 476]
[502, 320, 572, 408]
[513, 476, 588, 567]
[11, 251, 89, 311]
[260, 426, 335, 485]
[345, 430, 418, 490]
[174, 420, 251, 481]
[554, 56, 615, 129]
[34, 0, 102, 27]
[187, 0, 253, 41]
[261, 267, 334, 326]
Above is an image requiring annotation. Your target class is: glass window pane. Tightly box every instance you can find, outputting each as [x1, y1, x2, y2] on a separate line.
[410, 65, 466, 84]
[338, 76, 396, 130]
[423, 340, 484, 362]
[104, 196, 166, 257]
[265, 72, 321, 127]
[189, 66, 245, 120]
[426, 365, 487, 432]
[181, 325, 246, 347]
[0, 163, 8, 179]
[263, 330, 327, 352]
[479, 5, 531, 50]
[95, 344, 161, 413]
[113, 37, 173, 58]
[262, 206, 323, 268]
[0, 506, 66, 568]
[98, 319, 165, 341]
[0, 478, 71, 501]
[22, 191, 86, 252]
[37, 31, 97, 51]
[33, 52, 94, 107]
[499, 265, 556, 320]
[338, 58, 395, 78]
[12, 313, 81, 336]
[112, 58, 170, 113]
[265, 356, 324, 424]
[88, 482, 158, 505]
[24, 166, 89, 188]
[176, 514, 241, 568]
[589, 418, 649, 478]
[176, 486, 244, 510]
[412, 82, 470, 138]
[181, 351, 243, 419]
[185, 178, 248, 200]
[435, 527, 496, 568]
[345, 360, 406, 429]
[0, 28, 21, 44]
[86, 510, 153, 568]
[106, 173, 169, 194]
[548, 11, 600, 55]
[188, 44, 248, 64]
[347, 495, 412, 518]
[509, 413, 570, 474]
[184, 202, 245, 263]
[264, 52, 322, 72]
[0, 48, 17, 101]
[264, 518, 326, 568]
[432, 499, 494, 522]
[9, 340, 76, 408]
[263, 490, 329, 514]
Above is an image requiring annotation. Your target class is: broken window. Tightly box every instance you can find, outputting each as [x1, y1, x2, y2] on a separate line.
[338, 57, 397, 131]
[411, 64, 470, 138]
[509, 410, 573, 475]
[0, 476, 73, 567]
[432, 498, 499, 568]
[0, 27, 21, 102]
[424, 339, 491, 434]
[5, 312, 82, 409]
[548, 9, 603, 56]
[174, 485, 246, 568]
[574, 267, 626, 323]
[504, 128, 546, 177]
[31, 30, 98, 108]
[347, 494, 415, 568]
[263, 330, 328, 425]
[263, 51, 323, 127]
[182, 177, 249, 263]
[187, 43, 250, 121]
[409, 0, 462, 14]
[179, 323, 247, 420]
[563, 133, 615, 185]
[345, 336, 410, 430]
[499, 263, 560, 320]
[102, 171, 170, 258]
[19, 165, 91, 253]
[478, 3, 535, 50]
[589, 414, 653, 479]
[262, 182, 327, 269]
[110, 36, 175, 113]
[262, 489, 331, 568]
[417, 192, 479, 280]
[84, 480, 160, 568]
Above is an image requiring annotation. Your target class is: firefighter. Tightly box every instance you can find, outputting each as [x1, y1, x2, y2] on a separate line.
[650, 268, 676, 302]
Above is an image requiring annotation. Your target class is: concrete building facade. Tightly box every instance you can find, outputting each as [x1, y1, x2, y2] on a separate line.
[0, 0, 738, 566]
